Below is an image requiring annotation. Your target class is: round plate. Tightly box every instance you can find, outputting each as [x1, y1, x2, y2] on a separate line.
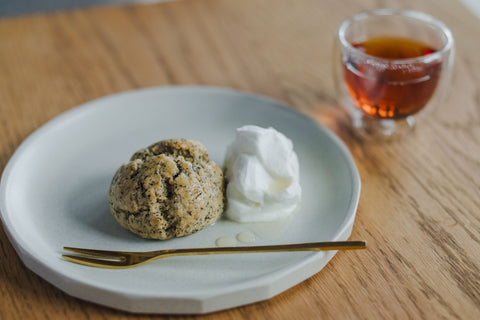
[0, 86, 360, 314]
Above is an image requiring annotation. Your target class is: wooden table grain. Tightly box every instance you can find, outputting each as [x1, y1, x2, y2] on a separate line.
[1, 0, 479, 319]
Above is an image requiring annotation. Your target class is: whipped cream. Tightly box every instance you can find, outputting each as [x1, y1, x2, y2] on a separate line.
[224, 125, 301, 222]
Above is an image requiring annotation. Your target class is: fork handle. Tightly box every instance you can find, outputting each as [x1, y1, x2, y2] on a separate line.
[154, 240, 367, 257]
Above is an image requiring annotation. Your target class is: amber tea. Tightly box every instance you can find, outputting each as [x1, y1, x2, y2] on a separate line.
[336, 9, 454, 138]
[343, 36, 442, 119]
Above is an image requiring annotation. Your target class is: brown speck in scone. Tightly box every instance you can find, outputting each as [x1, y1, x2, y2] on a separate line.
[108, 139, 224, 240]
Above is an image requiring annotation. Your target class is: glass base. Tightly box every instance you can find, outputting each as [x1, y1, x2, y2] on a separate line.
[348, 104, 416, 140]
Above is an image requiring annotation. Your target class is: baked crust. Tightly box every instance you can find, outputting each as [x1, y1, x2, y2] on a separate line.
[108, 139, 224, 239]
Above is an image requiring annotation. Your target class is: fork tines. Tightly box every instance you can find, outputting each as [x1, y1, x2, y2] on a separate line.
[62, 247, 127, 268]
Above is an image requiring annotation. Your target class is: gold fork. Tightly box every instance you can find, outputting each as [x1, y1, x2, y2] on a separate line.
[62, 240, 366, 269]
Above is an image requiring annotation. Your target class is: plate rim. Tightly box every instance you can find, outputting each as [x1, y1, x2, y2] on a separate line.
[0, 85, 361, 314]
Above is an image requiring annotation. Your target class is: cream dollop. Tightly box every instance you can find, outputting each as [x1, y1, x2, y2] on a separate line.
[224, 125, 301, 222]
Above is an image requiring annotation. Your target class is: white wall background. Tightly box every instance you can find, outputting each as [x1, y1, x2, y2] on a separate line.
[460, 0, 480, 18]
[0, 1, 478, 21]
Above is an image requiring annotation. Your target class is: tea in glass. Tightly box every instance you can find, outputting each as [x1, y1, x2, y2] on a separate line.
[335, 9, 454, 138]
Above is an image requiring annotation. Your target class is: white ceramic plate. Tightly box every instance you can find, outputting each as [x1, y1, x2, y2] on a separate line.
[0, 86, 360, 314]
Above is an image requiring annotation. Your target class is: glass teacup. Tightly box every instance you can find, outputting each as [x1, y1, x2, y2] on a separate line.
[334, 9, 455, 139]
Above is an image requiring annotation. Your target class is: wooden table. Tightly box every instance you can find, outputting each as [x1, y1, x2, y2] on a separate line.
[1, 0, 479, 318]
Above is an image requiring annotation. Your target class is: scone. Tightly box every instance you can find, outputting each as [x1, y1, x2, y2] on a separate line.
[108, 139, 224, 239]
